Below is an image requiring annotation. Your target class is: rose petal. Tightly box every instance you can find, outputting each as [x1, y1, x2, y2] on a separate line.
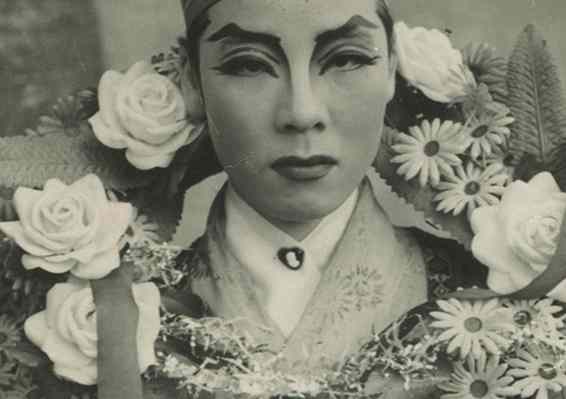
[123, 125, 190, 157]
[12, 187, 44, 226]
[469, 202, 498, 234]
[548, 279, 566, 302]
[132, 283, 161, 371]
[24, 312, 49, 348]
[22, 253, 76, 274]
[499, 180, 548, 220]
[44, 179, 68, 194]
[70, 247, 121, 280]
[471, 208, 519, 273]
[0, 222, 52, 256]
[95, 202, 133, 252]
[53, 362, 98, 386]
[528, 171, 561, 194]
[394, 21, 464, 103]
[49, 243, 98, 265]
[42, 325, 93, 368]
[89, 112, 128, 149]
[69, 174, 109, 212]
[120, 60, 155, 88]
[45, 281, 87, 328]
[56, 289, 97, 356]
[487, 270, 522, 294]
[126, 149, 176, 170]
[99, 71, 126, 127]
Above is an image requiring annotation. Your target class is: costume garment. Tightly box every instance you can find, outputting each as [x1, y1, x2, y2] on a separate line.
[188, 177, 429, 371]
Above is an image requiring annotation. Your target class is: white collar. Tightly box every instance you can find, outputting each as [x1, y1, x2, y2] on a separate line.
[224, 185, 358, 336]
[225, 186, 358, 274]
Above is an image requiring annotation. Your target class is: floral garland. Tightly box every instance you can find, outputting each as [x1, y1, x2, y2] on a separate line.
[1, 18, 566, 399]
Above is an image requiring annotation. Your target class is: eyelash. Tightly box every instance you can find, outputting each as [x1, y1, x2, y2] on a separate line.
[213, 51, 379, 78]
[320, 52, 380, 75]
[213, 56, 278, 77]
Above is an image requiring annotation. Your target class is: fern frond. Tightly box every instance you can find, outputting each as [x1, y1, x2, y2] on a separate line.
[506, 25, 566, 166]
[373, 127, 473, 249]
[128, 187, 185, 243]
[0, 131, 157, 190]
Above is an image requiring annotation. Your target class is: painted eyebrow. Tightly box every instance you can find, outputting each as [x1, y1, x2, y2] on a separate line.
[206, 15, 379, 55]
[206, 23, 282, 50]
[314, 15, 379, 49]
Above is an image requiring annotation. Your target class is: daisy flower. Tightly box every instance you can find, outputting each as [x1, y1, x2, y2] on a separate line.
[430, 298, 514, 359]
[504, 298, 565, 335]
[461, 83, 509, 120]
[484, 150, 515, 186]
[391, 119, 468, 187]
[461, 42, 507, 102]
[508, 346, 566, 399]
[463, 111, 515, 159]
[433, 162, 507, 219]
[125, 208, 160, 245]
[438, 352, 516, 399]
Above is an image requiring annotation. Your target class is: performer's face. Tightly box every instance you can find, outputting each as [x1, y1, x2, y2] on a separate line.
[198, 0, 396, 224]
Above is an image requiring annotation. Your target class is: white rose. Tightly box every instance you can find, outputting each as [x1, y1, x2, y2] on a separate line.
[471, 172, 566, 301]
[394, 21, 476, 103]
[24, 278, 160, 385]
[0, 174, 132, 279]
[89, 60, 201, 170]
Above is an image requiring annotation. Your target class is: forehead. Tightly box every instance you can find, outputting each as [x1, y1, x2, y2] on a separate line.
[204, 0, 382, 42]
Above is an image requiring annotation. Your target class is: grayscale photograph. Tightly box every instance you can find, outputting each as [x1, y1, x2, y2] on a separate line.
[1, 1, 566, 398]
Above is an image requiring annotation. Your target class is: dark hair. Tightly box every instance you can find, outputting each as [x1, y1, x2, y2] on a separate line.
[182, 0, 394, 84]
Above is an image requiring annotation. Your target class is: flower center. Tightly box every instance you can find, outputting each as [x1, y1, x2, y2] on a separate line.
[464, 317, 483, 333]
[0, 332, 7, 345]
[471, 125, 489, 138]
[464, 181, 481, 196]
[470, 380, 489, 398]
[513, 310, 532, 326]
[424, 141, 440, 157]
[539, 363, 558, 380]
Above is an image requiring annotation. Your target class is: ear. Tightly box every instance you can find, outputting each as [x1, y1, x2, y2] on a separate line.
[180, 62, 206, 122]
[385, 52, 398, 102]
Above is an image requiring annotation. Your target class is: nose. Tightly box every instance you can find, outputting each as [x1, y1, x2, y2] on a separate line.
[275, 70, 328, 134]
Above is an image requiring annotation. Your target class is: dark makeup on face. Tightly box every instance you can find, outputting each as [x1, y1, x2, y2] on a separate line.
[206, 14, 383, 78]
[196, 0, 395, 239]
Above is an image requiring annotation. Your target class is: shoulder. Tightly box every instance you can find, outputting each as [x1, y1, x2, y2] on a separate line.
[399, 227, 489, 298]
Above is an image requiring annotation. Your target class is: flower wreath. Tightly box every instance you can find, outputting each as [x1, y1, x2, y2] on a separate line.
[1, 19, 566, 399]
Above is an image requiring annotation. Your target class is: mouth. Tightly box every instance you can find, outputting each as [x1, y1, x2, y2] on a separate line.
[271, 155, 338, 181]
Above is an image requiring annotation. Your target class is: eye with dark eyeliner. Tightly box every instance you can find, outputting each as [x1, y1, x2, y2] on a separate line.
[212, 49, 279, 78]
[319, 48, 380, 75]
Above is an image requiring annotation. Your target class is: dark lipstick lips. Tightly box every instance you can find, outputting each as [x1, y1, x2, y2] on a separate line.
[271, 155, 337, 181]
[271, 155, 338, 168]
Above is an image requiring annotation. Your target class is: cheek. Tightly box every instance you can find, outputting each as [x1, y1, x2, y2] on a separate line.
[203, 85, 269, 167]
[327, 69, 390, 160]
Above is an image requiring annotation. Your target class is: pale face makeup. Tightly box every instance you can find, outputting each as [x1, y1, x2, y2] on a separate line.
[196, 0, 396, 239]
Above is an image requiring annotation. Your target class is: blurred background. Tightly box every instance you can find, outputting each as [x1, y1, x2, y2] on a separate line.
[1, 0, 565, 243]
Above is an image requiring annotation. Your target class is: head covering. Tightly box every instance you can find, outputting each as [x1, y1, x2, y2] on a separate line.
[181, 0, 223, 31]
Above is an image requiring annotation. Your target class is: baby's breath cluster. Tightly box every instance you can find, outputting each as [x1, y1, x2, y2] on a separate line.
[123, 242, 184, 287]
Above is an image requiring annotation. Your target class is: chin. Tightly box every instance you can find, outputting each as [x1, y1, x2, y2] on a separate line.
[275, 195, 348, 223]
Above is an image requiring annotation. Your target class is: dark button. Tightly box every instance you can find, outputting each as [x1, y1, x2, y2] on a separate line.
[277, 247, 305, 270]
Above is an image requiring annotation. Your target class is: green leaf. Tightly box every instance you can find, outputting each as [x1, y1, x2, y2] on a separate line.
[129, 183, 185, 243]
[6, 340, 48, 368]
[0, 131, 158, 190]
[506, 24, 566, 167]
[364, 372, 445, 399]
[373, 127, 473, 249]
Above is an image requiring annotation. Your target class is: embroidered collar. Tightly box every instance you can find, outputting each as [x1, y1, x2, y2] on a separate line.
[224, 185, 358, 336]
